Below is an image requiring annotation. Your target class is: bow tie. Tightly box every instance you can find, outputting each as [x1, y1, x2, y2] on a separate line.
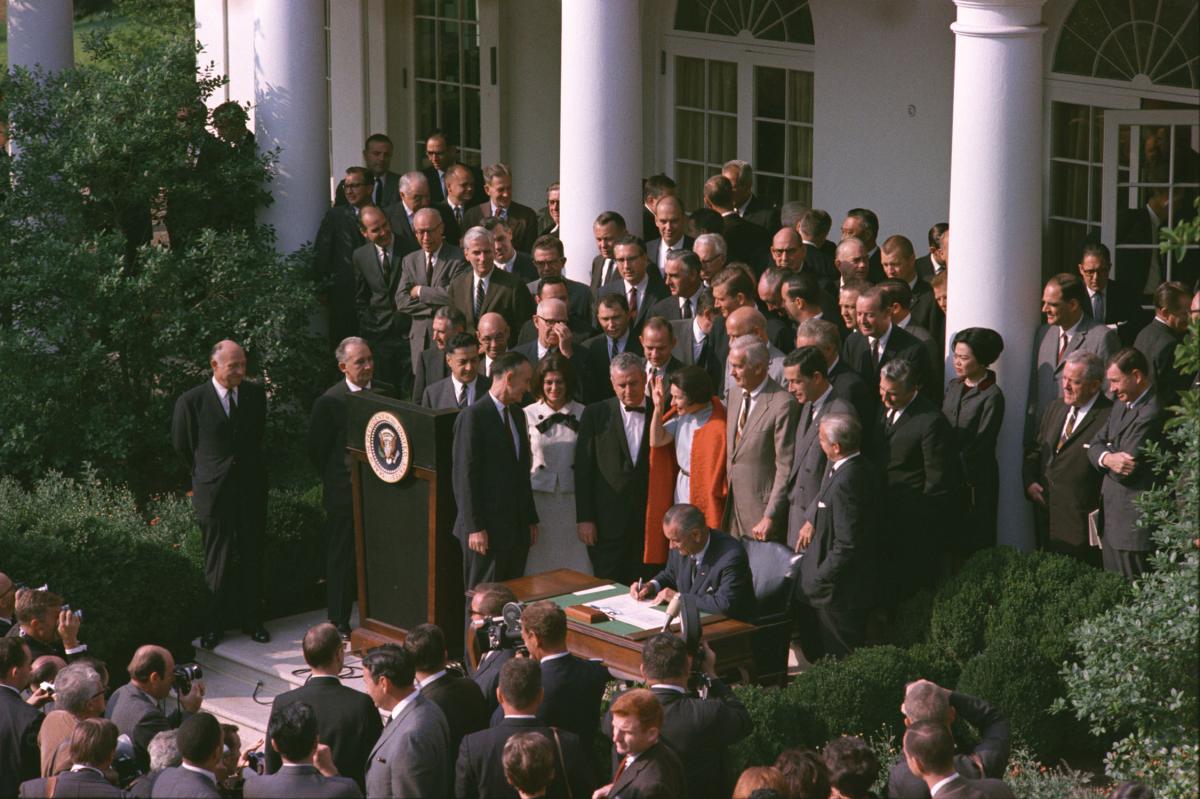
[624, 405, 646, 413]
[536, 412, 579, 433]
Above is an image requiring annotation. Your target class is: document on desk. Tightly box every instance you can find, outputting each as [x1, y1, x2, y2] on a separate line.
[583, 594, 672, 631]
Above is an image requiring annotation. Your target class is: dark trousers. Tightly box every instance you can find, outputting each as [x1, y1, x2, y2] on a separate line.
[195, 492, 265, 634]
[796, 602, 866, 661]
[1102, 545, 1149, 580]
[588, 526, 644, 585]
[368, 335, 412, 400]
[462, 542, 529, 591]
[324, 499, 357, 626]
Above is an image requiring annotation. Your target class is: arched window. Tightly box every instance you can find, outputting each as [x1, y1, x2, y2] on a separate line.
[674, 0, 814, 45]
[1054, 0, 1198, 90]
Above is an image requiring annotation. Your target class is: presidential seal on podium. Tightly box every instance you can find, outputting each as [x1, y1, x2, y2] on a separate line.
[365, 411, 411, 482]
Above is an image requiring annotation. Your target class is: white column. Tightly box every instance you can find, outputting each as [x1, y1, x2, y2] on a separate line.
[947, 0, 1047, 551]
[194, 0, 229, 105]
[6, 0, 74, 74]
[253, 0, 329, 252]
[559, 0, 643, 284]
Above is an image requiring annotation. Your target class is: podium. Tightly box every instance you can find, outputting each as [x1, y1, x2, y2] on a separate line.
[345, 393, 464, 656]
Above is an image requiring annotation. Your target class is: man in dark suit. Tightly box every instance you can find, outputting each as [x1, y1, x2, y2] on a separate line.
[582, 294, 643, 403]
[773, 227, 836, 294]
[106, 646, 204, 773]
[1089, 348, 1167, 579]
[879, 279, 941, 384]
[797, 318, 876, 444]
[840, 208, 886, 283]
[527, 237, 595, 337]
[640, 316, 685, 383]
[315, 167, 370, 346]
[780, 268, 836, 340]
[333, 133, 400, 208]
[783, 347, 857, 548]
[422, 332, 491, 410]
[590, 211, 628, 296]
[596, 689, 686, 799]
[900, 722, 1015, 799]
[887, 680, 1011, 799]
[455, 658, 593, 799]
[642, 174, 678, 239]
[437, 163, 479, 245]
[307, 338, 393, 634]
[842, 285, 933, 394]
[421, 130, 485, 206]
[670, 292, 723, 393]
[869, 359, 959, 604]
[704, 175, 771, 272]
[793, 413, 877, 660]
[5, 588, 89, 663]
[150, 712, 225, 799]
[799, 207, 837, 262]
[465, 583, 520, 717]
[635, 503, 756, 621]
[914, 223, 948, 281]
[646, 195, 694, 278]
[20, 719, 127, 799]
[246, 702, 362, 799]
[1115, 188, 1171, 301]
[652, 249, 708, 322]
[1, 638, 42, 797]
[395, 207, 468, 372]
[448, 226, 536, 348]
[1023, 351, 1111, 565]
[461, 163, 539, 253]
[405, 624, 488, 768]
[1134, 281, 1190, 408]
[171, 339, 269, 647]
[262, 624, 380, 788]
[519, 275, 594, 344]
[511, 297, 589, 388]
[452, 351, 540, 589]
[1078, 240, 1148, 345]
[576, 352, 653, 582]
[536, 181, 560, 237]
[353, 206, 414, 393]
[481, 216, 539, 283]
[598, 235, 670, 338]
[723, 159, 781, 232]
[880, 235, 945, 349]
[412, 306, 465, 401]
[385, 171, 446, 256]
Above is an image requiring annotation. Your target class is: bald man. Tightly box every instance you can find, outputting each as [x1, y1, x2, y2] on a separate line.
[647, 196, 694, 277]
[512, 297, 588, 398]
[171, 340, 270, 648]
[477, 312, 511, 378]
[106, 645, 205, 773]
[724, 306, 786, 388]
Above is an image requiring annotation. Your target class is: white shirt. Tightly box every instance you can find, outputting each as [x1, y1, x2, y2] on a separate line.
[496, 254, 516, 274]
[868, 324, 894, 361]
[181, 763, 218, 785]
[808, 384, 834, 419]
[886, 398, 914, 425]
[649, 683, 686, 694]
[1062, 390, 1100, 439]
[375, 240, 395, 270]
[607, 331, 631, 359]
[691, 318, 708, 361]
[491, 392, 521, 452]
[540, 651, 571, 664]
[734, 376, 769, 423]
[830, 451, 860, 471]
[69, 765, 105, 777]
[473, 268, 493, 303]
[346, 378, 370, 393]
[677, 287, 702, 318]
[211, 377, 238, 417]
[490, 202, 507, 218]
[896, 313, 913, 330]
[619, 401, 647, 464]
[484, 355, 495, 377]
[623, 275, 650, 312]
[451, 375, 478, 406]
[415, 669, 447, 690]
[1060, 316, 1083, 343]
[658, 237, 684, 273]
[390, 690, 419, 721]
[930, 774, 962, 797]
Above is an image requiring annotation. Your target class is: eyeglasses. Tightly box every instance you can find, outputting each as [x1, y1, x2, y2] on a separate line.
[479, 334, 507, 343]
[770, 247, 800, 256]
[537, 316, 567, 325]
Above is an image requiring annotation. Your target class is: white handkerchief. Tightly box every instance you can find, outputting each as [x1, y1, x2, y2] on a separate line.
[817, 501, 827, 508]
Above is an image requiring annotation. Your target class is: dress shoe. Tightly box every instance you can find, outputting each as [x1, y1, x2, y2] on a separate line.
[335, 623, 353, 639]
[242, 623, 271, 643]
[200, 632, 223, 649]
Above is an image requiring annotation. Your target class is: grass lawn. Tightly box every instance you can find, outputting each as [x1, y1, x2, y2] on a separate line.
[0, 12, 128, 68]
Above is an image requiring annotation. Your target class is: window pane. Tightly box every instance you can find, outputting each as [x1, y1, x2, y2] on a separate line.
[463, 23, 480, 85]
[441, 83, 462, 145]
[415, 0, 435, 15]
[463, 87, 481, 149]
[415, 81, 438, 142]
[788, 125, 813, 178]
[462, 0, 477, 21]
[788, 70, 813, 123]
[676, 57, 705, 108]
[439, 20, 460, 82]
[676, 162, 707, 211]
[1090, 107, 1104, 162]
[708, 60, 737, 113]
[1050, 161, 1091, 219]
[708, 114, 737, 164]
[438, 0, 459, 18]
[755, 120, 786, 174]
[415, 19, 437, 79]
[1047, 220, 1090, 277]
[1090, 166, 1102, 220]
[757, 174, 784, 208]
[791, 179, 813, 207]
[1051, 102, 1090, 160]
[676, 110, 705, 161]
[755, 66, 786, 120]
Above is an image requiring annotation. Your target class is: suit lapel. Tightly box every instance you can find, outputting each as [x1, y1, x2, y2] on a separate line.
[609, 400, 634, 466]
[734, 384, 774, 454]
[482, 272, 503, 313]
[612, 752, 652, 794]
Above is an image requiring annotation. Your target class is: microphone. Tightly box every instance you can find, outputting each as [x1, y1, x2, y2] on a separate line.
[661, 595, 683, 632]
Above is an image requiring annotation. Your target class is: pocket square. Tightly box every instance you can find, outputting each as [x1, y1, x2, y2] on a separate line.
[817, 501, 827, 508]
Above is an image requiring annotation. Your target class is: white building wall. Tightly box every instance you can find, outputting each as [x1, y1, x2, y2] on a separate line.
[498, 0, 561, 209]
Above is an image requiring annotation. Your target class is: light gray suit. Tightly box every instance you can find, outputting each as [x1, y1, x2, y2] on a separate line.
[149, 766, 221, 798]
[724, 377, 799, 541]
[244, 764, 362, 799]
[1026, 317, 1119, 439]
[786, 394, 856, 548]
[364, 693, 450, 799]
[394, 243, 468, 369]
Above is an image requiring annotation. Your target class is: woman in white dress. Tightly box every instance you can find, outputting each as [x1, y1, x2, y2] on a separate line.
[523, 352, 591, 575]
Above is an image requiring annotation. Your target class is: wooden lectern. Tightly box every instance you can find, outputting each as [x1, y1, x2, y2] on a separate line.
[345, 393, 464, 657]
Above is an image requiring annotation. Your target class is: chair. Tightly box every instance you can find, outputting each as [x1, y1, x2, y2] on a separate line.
[741, 538, 800, 684]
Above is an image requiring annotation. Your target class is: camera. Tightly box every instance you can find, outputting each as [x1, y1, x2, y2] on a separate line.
[39, 681, 55, 695]
[112, 752, 145, 788]
[173, 662, 203, 695]
[245, 750, 267, 775]
[482, 601, 526, 654]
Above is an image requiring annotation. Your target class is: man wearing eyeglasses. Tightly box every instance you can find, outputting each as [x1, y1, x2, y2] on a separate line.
[315, 166, 372, 347]
[397, 207, 469, 371]
[422, 129, 485, 206]
[598, 235, 669, 339]
[513, 298, 589, 400]
[333, 133, 400, 208]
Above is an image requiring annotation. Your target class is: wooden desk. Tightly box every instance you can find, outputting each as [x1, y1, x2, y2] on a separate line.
[502, 569, 758, 682]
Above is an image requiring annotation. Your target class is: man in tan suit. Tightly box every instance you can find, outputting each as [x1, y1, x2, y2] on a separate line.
[724, 335, 798, 541]
[395, 207, 469, 371]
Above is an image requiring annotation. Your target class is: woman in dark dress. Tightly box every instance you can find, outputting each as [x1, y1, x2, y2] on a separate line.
[943, 327, 1005, 554]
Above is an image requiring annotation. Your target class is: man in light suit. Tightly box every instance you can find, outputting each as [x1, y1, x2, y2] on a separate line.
[783, 347, 857, 549]
[646, 196, 694, 278]
[405, 624, 488, 767]
[901, 722, 1015, 799]
[422, 332, 491, 410]
[576, 352, 653, 583]
[353, 206, 414, 393]
[598, 235, 670, 339]
[461, 163, 540, 253]
[634, 504, 755, 621]
[1088, 348, 1166, 579]
[333, 133, 400, 208]
[149, 712, 224, 799]
[448, 226, 536, 349]
[652, 249, 709, 322]
[452, 351, 540, 588]
[363, 645, 450, 799]
[724, 336, 798, 541]
[1026, 272, 1121, 439]
[245, 702, 361, 799]
[395, 207, 468, 372]
[20, 719, 126, 799]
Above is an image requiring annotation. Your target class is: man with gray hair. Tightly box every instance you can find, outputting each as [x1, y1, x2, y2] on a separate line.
[724, 335, 798, 541]
[512, 298, 586, 391]
[887, 680, 1010, 799]
[724, 306, 786, 388]
[693, 233, 727, 286]
[449, 226, 535, 347]
[1023, 350, 1112, 564]
[385, 170, 432, 251]
[37, 662, 106, 776]
[576, 352, 653, 581]
[396, 206, 468, 372]
[128, 731, 182, 798]
[722, 159, 780, 231]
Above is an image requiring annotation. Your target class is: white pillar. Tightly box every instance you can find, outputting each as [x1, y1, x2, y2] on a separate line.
[194, 0, 229, 105]
[559, 0, 643, 284]
[947, 0, 1047, 551]
[6, 0, 74, 74]
[253, 0, 329, 252]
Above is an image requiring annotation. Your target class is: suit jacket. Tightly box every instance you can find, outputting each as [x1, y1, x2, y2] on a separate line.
[607, 741, 685, 799]
[455, 716, 592, 799]
[1084, 278, 1148, 345]
[495, 252, 538, 284]
[651, 288, 709, 322]
[104, 682, 186, 774]
[1134, 319, 1185, 407]
[829, 357, 877, 426]
[598, 272, 671, 337]
[646, 235, 696, 267]
[511, 341, 588, 400]
[842, 325, 934, 394]
[535, 654, 609, 750]
[803, 246, 841, 296]
[935, 776, 1016, 799]
[381, 202, 422, 255]
[741, 195, 781, 233]
[148, 766, 222, 798]
[526, 277, 596, 338]
[908, 279, 945, 352]
[575, 397, 652, 545]
[365, 693, 450, 799]
[786, 395, 856, 546]
[20, 768, 126, 799]
[313, 205, 367, 308]
[591, 254, 618, 297]
[308, 380, 394, 510]
[1088, 388, 1166, 551]
[423, 164, 485, 207]
[799, 453, 877, 610]
[263, 676, 382, 788]
[422, 374, 491, 411]
[914, 253, 946, 282]
[581, 332, 644, 403]
[650, 529, 755, 620]
[395, 244, 469, 349]
[1, 685, 43, 797]
[469, 648, 516, 717]
[419, 671, 489, 766]
[412, 345, 449, 402]
[352, 241, 412, 342]
[452, 395, 539, 548]
[245, 765, 362, 799]
[669, 319, 723, 394]
[334, 170, 400, 208]
[1023, 396, 1112, 549]
[462, 201, 540, 253]
[1026, 318, 1120, 437]
[448, 267, 535, 348]
[721, 212, 772, 272]
[886, 691, 1010, 799]
[723, 378, 798, 540]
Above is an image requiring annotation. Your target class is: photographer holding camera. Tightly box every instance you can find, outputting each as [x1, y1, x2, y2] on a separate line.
[467, 582, 521, 715]
[105, 645, 204, 773]
[5, 588, 88, 662]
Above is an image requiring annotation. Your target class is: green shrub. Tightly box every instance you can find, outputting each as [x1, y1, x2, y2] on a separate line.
[885, 588, 934, 648]
[928, 546, 1020, 662]
[1003, 746, 1100, 799]
[731, 683, 820, 770]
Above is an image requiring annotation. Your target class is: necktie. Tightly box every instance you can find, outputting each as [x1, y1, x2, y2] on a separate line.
[886, 409, 896, 428]
[610, 337, 621, 360]
[871, 338, 882, 371]
[689, 557, 698, 586]
[498, 207, 508, 221]
[1092, 291, 1104, 322]
[380, 250, 391, 283]
[474, 278, 486, 318]
[425, 252, 434, 285]
[736, 390, 751, 444]
[374, 177, 383, 205]
[457, 384, 468, 409]
[1057, 330, 1069, 363]
[624, 405, 647, 414]
[454, 205, 463, 226]
[681, 297, 692, 319]
[807, 402, 816, 428]
[614, 755, 631, 783]
[439, 171, 447, 199]
[227, 390, 238, 423]
[603, 258, 616, 285]
[628, 286, 638, 315]
[1057, 406, 1077, 452]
